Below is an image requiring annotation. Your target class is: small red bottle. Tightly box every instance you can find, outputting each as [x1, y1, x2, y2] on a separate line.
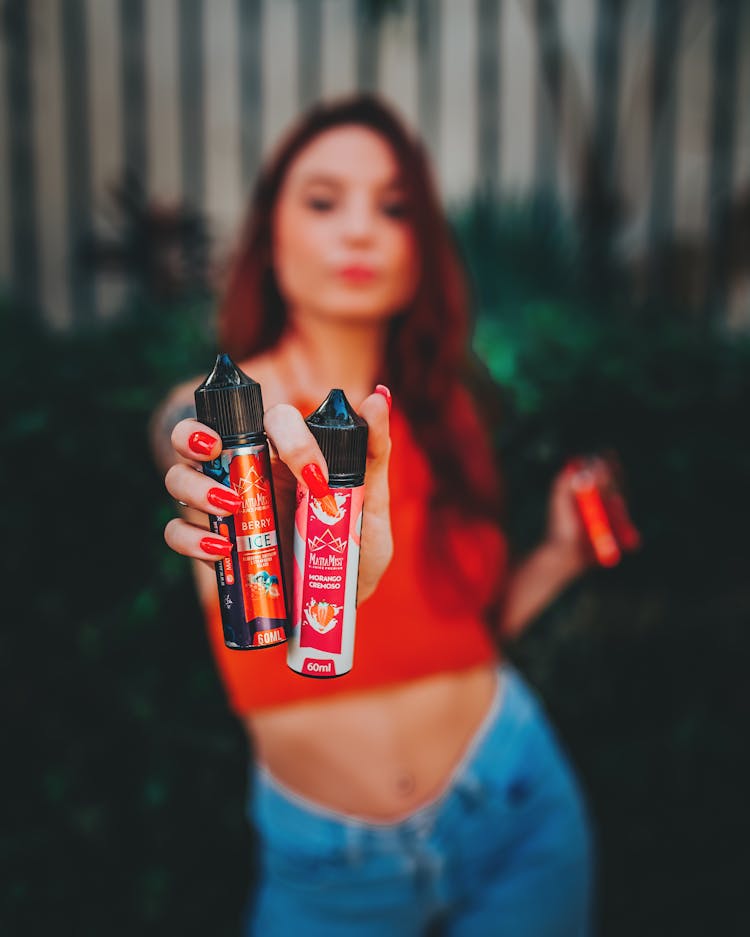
[568, 457, 622, 567]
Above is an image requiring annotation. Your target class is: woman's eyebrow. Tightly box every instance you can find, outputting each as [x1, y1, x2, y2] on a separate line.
[299, 173, 342, 189]
[299, 172, 406, 192]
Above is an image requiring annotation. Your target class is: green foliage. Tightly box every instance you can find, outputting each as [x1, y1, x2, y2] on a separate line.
[2, 196, 749, 935]
[1, 297, 253, 936]
[455, 199, 750, 937]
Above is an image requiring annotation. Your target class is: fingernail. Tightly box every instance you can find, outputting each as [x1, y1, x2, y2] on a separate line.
[301, 463, 331, 499]
[200, 536, 233, 557]
[375, 384, 392, 412]
[207, 486, 242, 513]
[189, 431, 219, 456]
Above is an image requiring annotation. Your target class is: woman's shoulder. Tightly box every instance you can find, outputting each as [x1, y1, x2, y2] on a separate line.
[149, 377, 201, 474]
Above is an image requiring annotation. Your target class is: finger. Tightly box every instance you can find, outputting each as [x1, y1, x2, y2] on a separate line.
[556, 460, 582, 498]
[164, 517, 234, 560]
[263, 404, 330, 492]
[590, 455, 615, 489]
[170, 418, 222, 463]
[359, 390, 391, 464]
[165, 462, 242, 516]
[357, 391, 391, 512]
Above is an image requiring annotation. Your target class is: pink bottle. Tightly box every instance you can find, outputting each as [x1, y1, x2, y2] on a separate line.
[287, 390, 368, 678]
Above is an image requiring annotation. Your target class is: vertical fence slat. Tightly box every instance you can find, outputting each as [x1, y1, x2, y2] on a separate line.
[179, 0, 206, 210]
[146, 0, 181, 202]
[647, 0, 682, 297]
[261, 0, 298, 155]
[707, 0, 741, 314]
[321, 0, 356, 99]
[378, 0, 419, 131]
[7, 0, 39, 311]
[731, 7, 750, 200]
[500, 0, 537, 195]
[578, 0, 625, 285]
[120, 0, 146, 184]
[0, 17, 10, 285]
[205, 0, 243, 244]
[416, 0, 441, 166]
[238, 0, 264, 190]
[88, 0, 125, 320]
[592, 0, 624, 195]
[534, 0, 562, 206]
[89, 0, 124, 197]
[440, 0, 478, 203]
[30, 0, 70, 328]
[673, 3, 712, 249]
[298, 0, 322, 108]
[557, 0, 596, 212]
[62, 0, 95, 324]
[614, 0, 654, 269]
[477, 0, 501, 193]
[355, 0, 379, 92]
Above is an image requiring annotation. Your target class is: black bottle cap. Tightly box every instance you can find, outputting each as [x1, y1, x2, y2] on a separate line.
[306, 389, 368, 485]
[194, 353, 265, 444]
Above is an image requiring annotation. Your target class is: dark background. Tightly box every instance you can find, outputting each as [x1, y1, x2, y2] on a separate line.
[3, 1, 750, 934]
[3, 199, 749, 935]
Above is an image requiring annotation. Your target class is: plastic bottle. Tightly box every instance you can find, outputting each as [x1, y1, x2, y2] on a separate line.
[194, 353, 289, 649]
[287, 389, 368, 677]
[568, 456, 622, 567]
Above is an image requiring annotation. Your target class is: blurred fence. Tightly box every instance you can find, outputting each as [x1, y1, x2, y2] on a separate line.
[1, 0, 749, 329]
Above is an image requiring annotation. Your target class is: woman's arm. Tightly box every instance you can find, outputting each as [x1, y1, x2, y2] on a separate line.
[498, 539, 586, 639]
[498, 459, 638, 639]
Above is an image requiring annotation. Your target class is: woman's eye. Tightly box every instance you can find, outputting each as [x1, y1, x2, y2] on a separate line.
[381, 201, 408, 220]
[307, 196, 335, 212]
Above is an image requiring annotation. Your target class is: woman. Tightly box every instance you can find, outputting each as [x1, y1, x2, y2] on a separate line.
[152, 94, 609, 935]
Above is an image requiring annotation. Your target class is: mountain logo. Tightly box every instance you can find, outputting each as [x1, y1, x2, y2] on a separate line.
[236, 464, 267, 498]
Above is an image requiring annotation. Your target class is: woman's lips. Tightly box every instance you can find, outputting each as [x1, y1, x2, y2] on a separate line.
[337, 265, 378, 285]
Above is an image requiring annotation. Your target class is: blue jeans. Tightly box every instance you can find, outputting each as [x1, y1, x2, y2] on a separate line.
[244, 665, 594, 936]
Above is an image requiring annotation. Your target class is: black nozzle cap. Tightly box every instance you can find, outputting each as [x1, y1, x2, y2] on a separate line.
[305, 389, 368, 483]
[194, 353, 265, 444]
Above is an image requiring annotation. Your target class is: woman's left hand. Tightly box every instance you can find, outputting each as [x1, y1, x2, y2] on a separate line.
[544, 456, 639, 578]
[500, 455, 640, 637]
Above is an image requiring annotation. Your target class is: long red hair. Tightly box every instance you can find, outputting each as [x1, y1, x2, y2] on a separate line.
[218, 94, 502, 543]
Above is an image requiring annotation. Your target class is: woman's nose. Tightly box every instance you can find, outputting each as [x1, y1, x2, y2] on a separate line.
[341, 196, 376, 243]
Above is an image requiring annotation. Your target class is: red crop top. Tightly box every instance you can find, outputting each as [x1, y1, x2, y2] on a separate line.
[203, 405, 507, 714]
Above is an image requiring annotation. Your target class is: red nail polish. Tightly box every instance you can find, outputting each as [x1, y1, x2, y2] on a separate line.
[301, 463, 331, 499]
[200, 536, 234, 557]
[189, 431, 219, 456]
[375, 384, 392, 412]
[207, 486, 242, 513]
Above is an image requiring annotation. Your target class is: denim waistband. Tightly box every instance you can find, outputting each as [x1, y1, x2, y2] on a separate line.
[250, 663, 541, 851]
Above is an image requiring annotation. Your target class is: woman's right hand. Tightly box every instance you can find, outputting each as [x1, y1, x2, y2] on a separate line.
[163, 389, 393, 604]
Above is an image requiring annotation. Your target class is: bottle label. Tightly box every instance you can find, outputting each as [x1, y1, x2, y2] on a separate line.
[229, 448, 287, 624]
[302, 658, 336, 677]
[295, 486, 363, 656]
[204, 443, 287, 647]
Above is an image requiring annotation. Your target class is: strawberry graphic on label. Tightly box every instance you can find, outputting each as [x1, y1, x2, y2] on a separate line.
[310, 491, 348, 525]
[303, 599, 342, 635]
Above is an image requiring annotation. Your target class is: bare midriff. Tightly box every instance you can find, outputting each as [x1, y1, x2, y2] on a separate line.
[243, 662, 500, 822]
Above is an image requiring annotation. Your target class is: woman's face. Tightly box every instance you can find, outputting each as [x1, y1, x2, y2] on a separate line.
[272, 125, 419, 325]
